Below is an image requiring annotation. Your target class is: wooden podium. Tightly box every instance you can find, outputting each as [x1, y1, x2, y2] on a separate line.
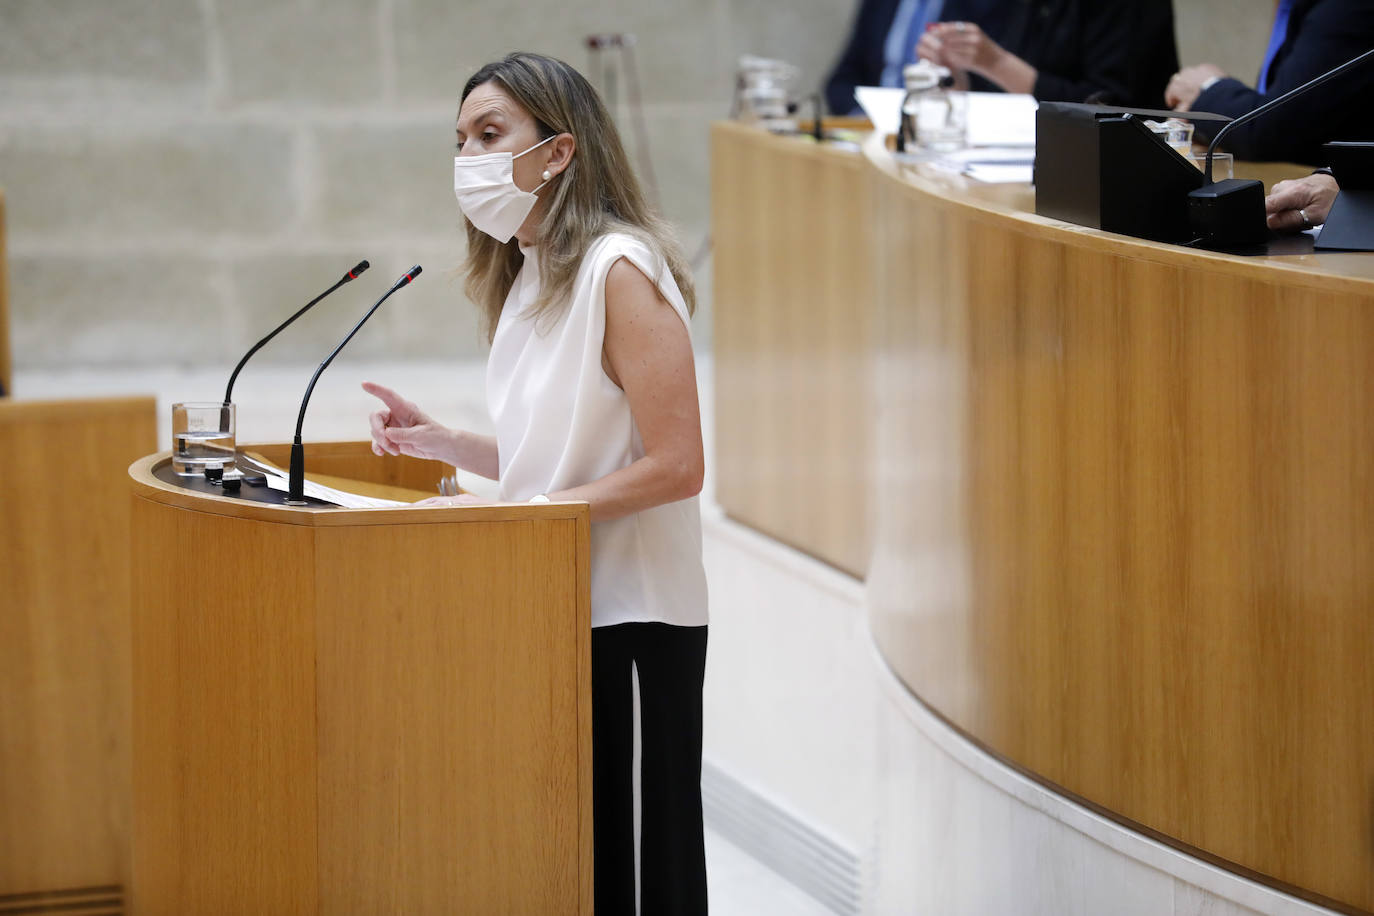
[127, 444, 592, 915]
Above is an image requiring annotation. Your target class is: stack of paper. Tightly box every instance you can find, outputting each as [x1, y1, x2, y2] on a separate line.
[854, 86, 1037, 183]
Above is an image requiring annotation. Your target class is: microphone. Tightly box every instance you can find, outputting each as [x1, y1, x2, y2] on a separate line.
[287, 264, 422, 505]
[1188, 47, 1374, 247]
[223, 260, 369, 406]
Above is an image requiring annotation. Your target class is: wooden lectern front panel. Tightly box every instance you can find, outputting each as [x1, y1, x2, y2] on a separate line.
[314, 520, 585, 912]
[130, 504, 321, 915]
[128, 459, 592, 915]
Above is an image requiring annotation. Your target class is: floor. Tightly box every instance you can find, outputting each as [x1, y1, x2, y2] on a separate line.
[14, 356, 838, 916]
[704, 827, 836, 915]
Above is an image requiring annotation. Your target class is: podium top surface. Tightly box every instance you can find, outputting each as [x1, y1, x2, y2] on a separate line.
[128, 449, 587, 528]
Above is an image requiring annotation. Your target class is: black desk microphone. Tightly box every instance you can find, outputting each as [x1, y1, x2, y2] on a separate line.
[1189, 47, 1374, 247]
[222, 260, 369, 407]
[287, 265, 422, 505]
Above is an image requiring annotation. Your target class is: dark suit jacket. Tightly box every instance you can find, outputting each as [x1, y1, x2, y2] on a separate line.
[824, 0, 1177, 114]
[825, 0, 901, 115]
[1191, 0, 1374, 165]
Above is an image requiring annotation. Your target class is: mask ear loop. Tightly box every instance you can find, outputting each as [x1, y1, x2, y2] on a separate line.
[517, 133, 563, 194]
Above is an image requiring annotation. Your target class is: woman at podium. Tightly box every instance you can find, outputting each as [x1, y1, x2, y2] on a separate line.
[363, 52, 709, 916]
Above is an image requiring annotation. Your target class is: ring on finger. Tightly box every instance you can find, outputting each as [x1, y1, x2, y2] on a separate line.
[1299, 208, 1312, 229]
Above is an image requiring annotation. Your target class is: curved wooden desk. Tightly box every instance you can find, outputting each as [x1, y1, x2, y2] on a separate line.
[128, 447, 592, 915]
[712, 121, 1374, 914]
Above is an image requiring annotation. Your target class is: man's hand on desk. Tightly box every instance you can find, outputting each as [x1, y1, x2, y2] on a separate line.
[1265, 172, 1339, 233]
[1166, 63, 1226, 110]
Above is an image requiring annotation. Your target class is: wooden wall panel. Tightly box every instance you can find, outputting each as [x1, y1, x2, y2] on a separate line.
[712, 123, 873, 577]
[0, 397, 155, 903]
[0, 189, 10, 396]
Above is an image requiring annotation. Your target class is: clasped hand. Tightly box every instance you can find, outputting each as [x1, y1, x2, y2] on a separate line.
[917, 21, 1002, 78]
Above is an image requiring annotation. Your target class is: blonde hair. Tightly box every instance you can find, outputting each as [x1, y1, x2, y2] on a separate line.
[460, 52, 696, 340]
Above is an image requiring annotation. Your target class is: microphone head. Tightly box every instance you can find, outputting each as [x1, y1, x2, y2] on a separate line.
[346, 260, 370, 280]
[392, 264, 424, 289]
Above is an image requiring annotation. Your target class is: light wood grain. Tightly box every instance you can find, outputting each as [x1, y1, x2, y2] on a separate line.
[0, 396, 156, 897]
[713, 120, 1374, 913]
[0, 189, 10, 396]
[129, 449, 592, 915]
[130, 503, 319, 915]
[859, 135, 1374, 914]
[711, 123, 874, 577]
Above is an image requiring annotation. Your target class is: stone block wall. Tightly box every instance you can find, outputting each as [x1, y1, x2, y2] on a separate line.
[0, 0, 852, 370]
[0, 1, 1268, 372]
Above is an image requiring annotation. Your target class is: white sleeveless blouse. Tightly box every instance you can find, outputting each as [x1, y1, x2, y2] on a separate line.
[486, 233, 709, 629]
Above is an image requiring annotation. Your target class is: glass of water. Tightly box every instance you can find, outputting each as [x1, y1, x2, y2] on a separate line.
[171, 401, 236, 476]
[917, 89, 968, 152]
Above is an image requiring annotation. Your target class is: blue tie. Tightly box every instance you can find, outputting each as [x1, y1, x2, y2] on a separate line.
[1257, 0, 1295, 94]
[901, 0, 932, 69]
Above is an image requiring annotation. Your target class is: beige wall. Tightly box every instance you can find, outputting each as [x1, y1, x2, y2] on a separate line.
[0, 1, 1270, 373]
[1176, 0, 1274, 86]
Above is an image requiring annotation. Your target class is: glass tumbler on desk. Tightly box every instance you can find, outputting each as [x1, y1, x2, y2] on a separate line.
[171, 401, 236, 476]
[899, 62, 967, 152]
[1188, 151, 1234, 180]
[1147, 118, 1194, 155]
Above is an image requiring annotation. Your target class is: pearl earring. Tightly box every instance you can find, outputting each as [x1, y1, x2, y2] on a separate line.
[542, 169, 552, 181]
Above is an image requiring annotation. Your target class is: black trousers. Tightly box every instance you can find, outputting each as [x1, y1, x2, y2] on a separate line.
[592, 622, 709, 916]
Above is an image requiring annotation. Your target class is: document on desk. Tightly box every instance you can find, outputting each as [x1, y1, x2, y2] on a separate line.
[236, 453, 410, 509]
[929, 147, 1035, 182]
[965, 93, 1036, 147]
[855, 86, 904, 138]
[854, 88, 1037, 148]
[964, 162, 1035, 183]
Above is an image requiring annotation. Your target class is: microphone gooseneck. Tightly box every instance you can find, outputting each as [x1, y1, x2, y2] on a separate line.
[288, 264, 423, 504]
[223, 260, 369, 406]
[1203, 47, 1374, 183]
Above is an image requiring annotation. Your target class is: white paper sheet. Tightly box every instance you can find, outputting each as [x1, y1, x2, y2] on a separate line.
[236, 453, 410, 509]
[964, 163, 1035, 183]
[965, 93, 1037, 147]
[855, 85, 905, 138]
[855, 87, 1037, 149]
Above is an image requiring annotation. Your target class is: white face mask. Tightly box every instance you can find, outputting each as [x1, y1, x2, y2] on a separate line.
[453, 134, 558, 244]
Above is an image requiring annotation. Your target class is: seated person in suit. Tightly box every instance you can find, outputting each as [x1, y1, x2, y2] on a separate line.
[824, 0, 1177, 115]
[1166, 0, 1374, 164]
[1265, 170, 1339, 231]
